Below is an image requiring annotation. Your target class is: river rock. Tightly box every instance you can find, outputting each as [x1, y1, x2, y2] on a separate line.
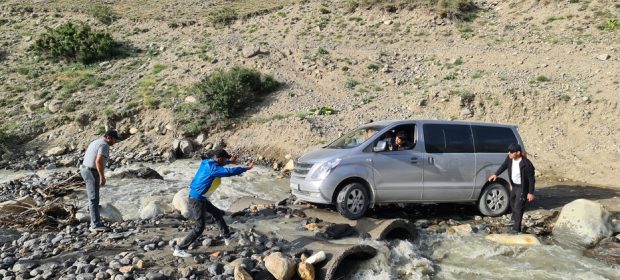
[242, 45, 260, 58]
[76, 203, 123, 223]
[45, 99, 64, 113]
[264, 252, 296, 280]
[485, 234, 541, 246]
[173, 139, 194, 157]
[552, 199, 612, 248]
[447, 224, 473, 235]
[0, 196, 36, 215]
[281, 160, 294, 173]
[584, 237, 620, 265]
[297, 262, 314, 280]
[111, 168, 164, 180]
[304, 251, 325, 265]
[234, 265, 252, 280]
[172, 189, 195, 219]
[47, 146, 66, 156]
[140, 201, 165, 219]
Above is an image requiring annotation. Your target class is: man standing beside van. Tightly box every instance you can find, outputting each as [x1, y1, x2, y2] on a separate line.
[488, 143, 536, 234]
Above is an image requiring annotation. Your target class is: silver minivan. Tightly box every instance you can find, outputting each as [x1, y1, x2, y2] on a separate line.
[290, 120, 525, 219]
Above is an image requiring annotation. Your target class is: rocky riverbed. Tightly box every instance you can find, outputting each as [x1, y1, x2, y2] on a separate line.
[1, 166, 619, 280]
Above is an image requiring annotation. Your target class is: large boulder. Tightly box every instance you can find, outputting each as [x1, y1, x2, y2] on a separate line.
[172, 189, 195, 219]
[76, 203, 123, 223]
[552, 199, 612, 248]
[173, 139, 194, 158]
[264, 252, 296, 280]
[110, 167, 164, 180]
[140, 201, 165, 219]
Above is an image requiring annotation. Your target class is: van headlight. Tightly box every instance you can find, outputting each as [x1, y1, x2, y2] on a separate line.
[309, 158, 342, 180]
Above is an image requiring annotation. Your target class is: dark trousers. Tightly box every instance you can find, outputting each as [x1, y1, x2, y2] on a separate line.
[510, 184, 527, 232]
[177, 197, 230, 250]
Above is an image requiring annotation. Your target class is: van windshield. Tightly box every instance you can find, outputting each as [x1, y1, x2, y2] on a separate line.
[326, 125, 385, 149]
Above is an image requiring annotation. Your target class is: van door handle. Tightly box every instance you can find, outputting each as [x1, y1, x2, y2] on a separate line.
[428, 157, 434, 165]
[410, 157, 418, 164]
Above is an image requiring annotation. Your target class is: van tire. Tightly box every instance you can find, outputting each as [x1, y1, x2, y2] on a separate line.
[336, 182, 369, 220]
[478, 183, 510, 216]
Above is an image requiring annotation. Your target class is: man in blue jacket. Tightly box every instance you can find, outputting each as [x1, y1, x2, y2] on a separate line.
[173, 149, 254, 258]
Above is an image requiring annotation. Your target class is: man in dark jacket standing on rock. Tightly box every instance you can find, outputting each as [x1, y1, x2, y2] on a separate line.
[173, 149, 254, 258]
[488, 143, 536, 234]
[80, 129, 121, 232]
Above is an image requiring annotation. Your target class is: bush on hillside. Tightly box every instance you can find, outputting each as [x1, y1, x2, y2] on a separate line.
[195, 67, 281, 118]
[32, 22, 120, 64]
[90, 4, 116, 25]
[209, 7, 238, 26]
[436, 0, 477, 20]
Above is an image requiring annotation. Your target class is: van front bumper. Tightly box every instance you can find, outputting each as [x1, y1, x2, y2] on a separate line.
[290, 179, 332, 204]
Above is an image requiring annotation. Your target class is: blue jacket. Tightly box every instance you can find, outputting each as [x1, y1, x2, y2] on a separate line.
[189, 159, 247, 201]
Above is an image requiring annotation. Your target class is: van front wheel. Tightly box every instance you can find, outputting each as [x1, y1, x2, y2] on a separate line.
[336, 183, 369, 220]
[478, 183, 510, 216]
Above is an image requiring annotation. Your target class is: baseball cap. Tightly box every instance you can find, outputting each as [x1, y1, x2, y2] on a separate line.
[507, 143, 522, 153]
[104, 129, 121, 141]
[213, 149, 231, 159]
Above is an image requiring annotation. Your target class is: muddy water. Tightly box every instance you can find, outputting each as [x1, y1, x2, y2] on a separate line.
[3, 160, 619, 279]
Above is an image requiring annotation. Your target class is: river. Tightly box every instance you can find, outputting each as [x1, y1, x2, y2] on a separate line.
[1, 160, 618, 279]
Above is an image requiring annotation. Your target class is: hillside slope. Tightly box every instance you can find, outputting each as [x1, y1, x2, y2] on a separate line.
[0, 0, 618, 186]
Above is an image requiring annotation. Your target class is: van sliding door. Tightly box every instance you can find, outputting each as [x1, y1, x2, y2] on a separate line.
[422, 124, 475, 201]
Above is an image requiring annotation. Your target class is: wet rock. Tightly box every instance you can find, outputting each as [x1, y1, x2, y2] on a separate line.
[110, 168, 163, 180]
[585, 237, 620, 265]
[304, 251, 325, 265]
[485, 234, 541, 246]
[297, 262, 314, 280]
[208, 263, 224, 275]
[264, 252, 295, 280]
[553, 199, 612, 248]
[145, 272, 164, 280]
[140, 201, 165, 219]
[76, 203, 123, 223]
[316, 224, 357, 240]
[447, 224, 473, 235]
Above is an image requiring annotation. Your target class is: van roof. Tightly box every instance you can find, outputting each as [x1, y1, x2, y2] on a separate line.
[362, 119, 517, 128]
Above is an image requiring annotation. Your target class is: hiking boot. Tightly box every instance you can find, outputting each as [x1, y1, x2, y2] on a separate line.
[173, 249, 192, 258]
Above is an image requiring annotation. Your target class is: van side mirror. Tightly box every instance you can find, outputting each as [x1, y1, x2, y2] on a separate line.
[373, 140, 388, 152]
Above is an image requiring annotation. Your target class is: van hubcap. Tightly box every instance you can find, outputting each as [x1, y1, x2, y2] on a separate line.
[346, 189, 365, 214]
[486, 188, 506, 212]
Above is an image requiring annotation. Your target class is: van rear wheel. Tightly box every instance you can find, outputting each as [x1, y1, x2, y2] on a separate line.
[478, 183, 509, 216]
[336, 182, 369, 220]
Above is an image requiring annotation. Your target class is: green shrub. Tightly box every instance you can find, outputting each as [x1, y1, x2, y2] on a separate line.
[367, 63, 380, 71]
[90, 4, 115, 25]
[436, 0, 477, 21]
[535, 75, 550, 82]
[309, 106, 336, 115]
[32, 22, 120, 64]
[209, 7, 238, 26]
[345, 78, 359, 89]
[598, 18, 620, 30]
[195, 67, 281, 118]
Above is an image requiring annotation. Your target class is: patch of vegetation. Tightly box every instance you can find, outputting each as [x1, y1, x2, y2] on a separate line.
[445, 57, 463, 69]
[367, 63, 380, 71]
[195, 67, 281, 118]
[271, 114, 286, 120]
[472, 70, 484, 79]
[58, 66, 105, 97]
[459, 91, 475, 106]
[316, 47, 329, 55]
[209, 7, 238, 26]
[436, 0, 478, 21]
[597, 18, 620, 31]
[559, 94, 571, 102]
[90, 4, 116, 25]
[319, 6, 331, 14]
[457, 23, 475, 38]
[309, 106, 336, 115]
[444, 72, 458, 80]
[534, 75, 550, 83]
[32, 22, 120, 64]
[152, 64, 166, 75]
[16, 65, 44, 79]
[345, 78, 359, 89]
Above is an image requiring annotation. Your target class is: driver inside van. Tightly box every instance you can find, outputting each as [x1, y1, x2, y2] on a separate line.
[392, 131, 414, 150]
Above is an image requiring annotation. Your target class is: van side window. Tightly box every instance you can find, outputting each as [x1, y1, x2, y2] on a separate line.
[423, 124, 474, 153]
[472, 125, 518, 153]
[373, 124, 416, 152]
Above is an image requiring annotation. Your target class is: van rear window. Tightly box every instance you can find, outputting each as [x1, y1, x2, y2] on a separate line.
[472, 125, 518, 153]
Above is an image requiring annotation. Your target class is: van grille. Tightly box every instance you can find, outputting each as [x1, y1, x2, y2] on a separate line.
[292, 162, 314, 179]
